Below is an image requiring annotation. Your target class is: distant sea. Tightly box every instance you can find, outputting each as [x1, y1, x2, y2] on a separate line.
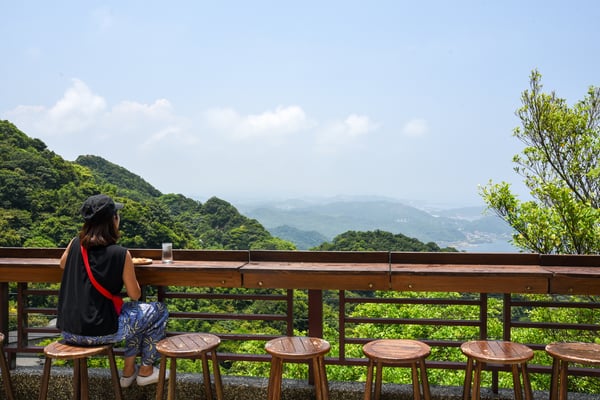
[447, 238, 520, 253]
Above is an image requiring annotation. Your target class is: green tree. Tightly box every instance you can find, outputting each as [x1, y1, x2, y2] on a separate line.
[312, 230, 457, 252]
[480, 70, 600, 254]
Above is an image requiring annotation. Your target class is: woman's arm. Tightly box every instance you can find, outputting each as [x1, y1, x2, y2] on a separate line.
[59, 239, 74, 269]
[122, 251, 142, 300]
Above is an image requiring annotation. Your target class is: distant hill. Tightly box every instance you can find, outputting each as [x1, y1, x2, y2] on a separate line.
[234, 198, 516, 252]
[75, 155, 161, 201]
[1, 119, 502, 252]
[269, 225, 328, 250]
[0, 120, 293, 250]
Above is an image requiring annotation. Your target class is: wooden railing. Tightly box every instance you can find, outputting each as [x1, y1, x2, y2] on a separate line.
[1, 248, 599, 394]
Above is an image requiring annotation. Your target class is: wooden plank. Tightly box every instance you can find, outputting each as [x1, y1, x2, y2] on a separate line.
[135, 260, 245, 287]
[549, 277, 600, 295]
[390, 252, 540, 265]
[242, 262, 389, 290]
[249, 250, 389, 263]
[391, 274, 547, 293]
[545, 266, 600, 294]
[390, 264, 550, 293]
[540, 254, 600, 267]
[0, 258, 61, 283]
[130, 249, 249, 262]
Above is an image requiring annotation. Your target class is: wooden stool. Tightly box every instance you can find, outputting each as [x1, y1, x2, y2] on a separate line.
[265, 336, 330, 400]
[39, 340, 122, 400]
[362, 339, 431, 400]
[155, 333, 223, 400]
[0, 332, 15, 400]
[546, 342, 600, 400]
[461, 340, 533, 400]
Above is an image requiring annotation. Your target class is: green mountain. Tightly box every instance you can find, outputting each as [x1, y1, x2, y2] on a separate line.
[313, 230, 458, 252]
[1, 119, 470, 252]
[0, 120, 293, 250]
[269, 225, 328, 250]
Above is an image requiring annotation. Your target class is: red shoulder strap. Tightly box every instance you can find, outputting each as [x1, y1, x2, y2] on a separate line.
[80, 245, 116, 300]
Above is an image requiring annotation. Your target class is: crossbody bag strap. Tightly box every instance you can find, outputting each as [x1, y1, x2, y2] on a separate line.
[80, 245, 117, 301]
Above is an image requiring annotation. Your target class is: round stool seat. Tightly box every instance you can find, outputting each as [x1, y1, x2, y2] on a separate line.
[363, 339, 431, 400]
[265, 336, 330, 400]
[44, 341, 115, 359]
[0, 332, 15, 400]
[39, 340, 122, 400]
[265, 336, 330, 359]
[157, 332, 221, 357]
[546, 342, 600, 365]
[156, 333, 223, 400]
[546, 342, 600, 400]
[461, 340, 533, 400]
[461, 340, 533, 364]
[363, 339, 431, 363]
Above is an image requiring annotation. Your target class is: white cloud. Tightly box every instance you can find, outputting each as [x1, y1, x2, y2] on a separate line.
[5, 79, 106, 135]
[3, 79, 191, 156]
[402, 118, 428, 137]
[315, 114, 379, 153]
[203, 105, 313, 141]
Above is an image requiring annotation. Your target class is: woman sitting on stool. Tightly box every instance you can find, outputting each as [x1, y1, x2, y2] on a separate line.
[57, 194, 169, 388]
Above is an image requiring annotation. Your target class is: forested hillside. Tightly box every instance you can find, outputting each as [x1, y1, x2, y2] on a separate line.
[0, 120, 293, 250]
[314, 230, 457, 252]
[1, 120, 462, 252]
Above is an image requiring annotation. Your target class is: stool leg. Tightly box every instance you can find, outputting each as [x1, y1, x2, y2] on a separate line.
[106, 347, 123, 400]
[318, 355, 329, 400]
[73, 358, 81, 400]
[511, 364, 523, 400]
[549, 357, 559, 400]
[374, 361, 383, 400]
[0, 345, 15, 400]
[79, 358, 89, 400]
[462, 357, 473, 400]
[267, 357, 283, 400]
[167, 357, 177, 400]
[411, 362, 421, 400]
[520, 363, 532, 400]
[472, 361, 483, 400]
[312, 355, 329, 400]
[38, 357, 52, 400]
[558, 360, 568, 400]
[418, 358, 431, 400]
[210, 350, 224, 400]
[364, 358, 374, 400]
[201, 353, 214, 400]
[156, 355, 168, 400]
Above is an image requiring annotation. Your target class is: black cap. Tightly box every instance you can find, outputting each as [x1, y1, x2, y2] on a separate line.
[80, 194, 124, 221]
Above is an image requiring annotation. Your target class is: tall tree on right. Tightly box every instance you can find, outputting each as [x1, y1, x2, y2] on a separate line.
[480, 70, 599, 254]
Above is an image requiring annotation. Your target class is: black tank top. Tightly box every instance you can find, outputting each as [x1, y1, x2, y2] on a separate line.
[57, 237, 126, 336]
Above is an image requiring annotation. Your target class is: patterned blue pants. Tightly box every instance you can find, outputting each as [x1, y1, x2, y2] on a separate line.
[62, 301, 169, 366]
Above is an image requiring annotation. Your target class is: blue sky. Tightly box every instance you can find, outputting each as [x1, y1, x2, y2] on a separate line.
[2, 1, 598, 207]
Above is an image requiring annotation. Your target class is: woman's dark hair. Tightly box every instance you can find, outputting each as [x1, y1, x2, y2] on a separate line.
[79, 211, 120, 248]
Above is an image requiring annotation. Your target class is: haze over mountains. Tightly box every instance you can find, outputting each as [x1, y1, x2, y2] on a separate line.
[231, 196, 518, 252]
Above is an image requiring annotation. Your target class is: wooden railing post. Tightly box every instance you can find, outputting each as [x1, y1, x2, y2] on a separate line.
[307, 289, 324, 385]
[0, 282, 11, 368]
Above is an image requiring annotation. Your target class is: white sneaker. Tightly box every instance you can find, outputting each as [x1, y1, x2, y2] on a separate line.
[136, 366, 169, 386]
[120, 365, 138, 388]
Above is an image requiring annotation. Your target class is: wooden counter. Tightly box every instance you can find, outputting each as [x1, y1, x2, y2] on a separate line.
[241, 251, 390, 290]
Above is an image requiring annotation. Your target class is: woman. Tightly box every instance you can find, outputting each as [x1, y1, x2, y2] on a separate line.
[57, 194, 169, 387]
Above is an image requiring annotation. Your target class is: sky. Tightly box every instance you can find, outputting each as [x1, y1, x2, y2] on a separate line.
[2, 1, 599, 207]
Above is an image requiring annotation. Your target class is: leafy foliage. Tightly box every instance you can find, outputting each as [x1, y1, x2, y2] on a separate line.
[312, 229, 458, 252]
[480, 71, 600, 254]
